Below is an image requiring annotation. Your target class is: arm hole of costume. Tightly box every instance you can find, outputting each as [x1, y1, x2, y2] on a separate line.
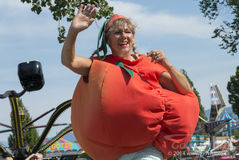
[82, 57, 93, 83]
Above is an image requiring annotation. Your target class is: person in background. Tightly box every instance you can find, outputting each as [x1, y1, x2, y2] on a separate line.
[25, 153, 43, 160]
[5, 153, 43, 160]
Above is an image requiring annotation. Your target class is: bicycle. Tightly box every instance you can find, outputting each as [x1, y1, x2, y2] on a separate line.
[0, 60, 72, 160]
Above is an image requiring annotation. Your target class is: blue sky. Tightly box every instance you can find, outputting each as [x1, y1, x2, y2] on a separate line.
[0, 0, 238, 145]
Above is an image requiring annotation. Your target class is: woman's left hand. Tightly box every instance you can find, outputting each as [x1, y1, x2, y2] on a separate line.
[147, 50, 191, 94]
[147, 50, 171, 68]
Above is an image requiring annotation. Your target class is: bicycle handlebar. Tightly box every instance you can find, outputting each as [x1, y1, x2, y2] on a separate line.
[0, 89, 26, 99]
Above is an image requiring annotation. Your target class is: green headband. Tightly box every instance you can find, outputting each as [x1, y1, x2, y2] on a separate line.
[96, 18, 110, 60]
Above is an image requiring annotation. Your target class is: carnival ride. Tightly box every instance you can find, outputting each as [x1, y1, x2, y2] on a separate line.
[0, 61, 73, 160]
[181, 84, 239, 159]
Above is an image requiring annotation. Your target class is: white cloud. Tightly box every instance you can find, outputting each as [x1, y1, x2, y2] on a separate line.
[0, 21, 57, 37]
[0, 0, 58, 37]
[0, 1, 27, 8]
[108, 0, 214, 38]
[1, 0, 214, 39]
[0, 0, 32, 16]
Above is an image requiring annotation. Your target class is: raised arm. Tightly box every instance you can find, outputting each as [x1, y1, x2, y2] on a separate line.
[61, 4, 96, 75]
[147, 50, 191, 95]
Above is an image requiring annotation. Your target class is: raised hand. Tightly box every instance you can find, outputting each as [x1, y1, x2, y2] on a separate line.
[70, 4, 97, 33]
[147, 50, 171, 68]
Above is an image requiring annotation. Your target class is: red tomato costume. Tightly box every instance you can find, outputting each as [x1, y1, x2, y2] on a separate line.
[71, 54, 199, 160]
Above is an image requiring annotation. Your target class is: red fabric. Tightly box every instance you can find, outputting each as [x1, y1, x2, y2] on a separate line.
[71, 54, 199, 160]
[106, 14, 128, 31]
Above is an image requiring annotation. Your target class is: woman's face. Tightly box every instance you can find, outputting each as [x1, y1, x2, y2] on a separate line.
[107, 23, 134, 58]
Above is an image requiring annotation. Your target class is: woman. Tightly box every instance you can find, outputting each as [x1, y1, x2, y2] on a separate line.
[62, 4, 199, 160]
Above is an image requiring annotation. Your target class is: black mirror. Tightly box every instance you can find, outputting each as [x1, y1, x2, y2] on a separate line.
[18, 61, 44, 91]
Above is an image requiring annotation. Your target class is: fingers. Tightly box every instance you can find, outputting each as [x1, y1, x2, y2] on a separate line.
[89, 18, 95, 26]
[147, 50, 165, 63]
[90, 6, 97, 18]
[71, 4, 96, 32]
[77, 4, 96, 18]
[78, 4, 84, 14]
[35, 153, 43, 159]
[25, 153, 43, 160]
[82, 4, 97, 18]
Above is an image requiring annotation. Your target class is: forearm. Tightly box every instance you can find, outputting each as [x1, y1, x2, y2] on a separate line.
[61, 28, 78, 68]
[61, 28, 92, 75]
[61, 4, 96, 75]
[165, 64, 191, 94]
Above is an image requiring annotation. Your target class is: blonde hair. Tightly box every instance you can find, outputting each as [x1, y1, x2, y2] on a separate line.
[92, 18, 139, 59]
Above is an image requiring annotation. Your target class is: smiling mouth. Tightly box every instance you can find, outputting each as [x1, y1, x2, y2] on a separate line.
[119, 42, 129, 47]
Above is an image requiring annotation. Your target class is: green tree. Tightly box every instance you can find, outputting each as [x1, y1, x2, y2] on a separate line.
[20, 0, 114, 43]
[232, 128, 239, 139]
[198, 0, 239, 55]
[181, 69, 207, 124]
[227, 66, 239, 118]
[8, 99, 39, 152]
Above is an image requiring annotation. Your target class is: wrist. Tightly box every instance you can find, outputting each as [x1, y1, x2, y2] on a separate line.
[66, 27, 79, 42]
[166, 64, 174, 70]
[162, 60, 173, 70]
[68, 27, 79, 35]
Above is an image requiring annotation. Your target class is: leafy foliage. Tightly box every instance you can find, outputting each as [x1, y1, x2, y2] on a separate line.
[181, 69, 207, 124]
[233, 128, 239, 139]
[227, 66, 239, 118]
[198, 0, 239, 55]
[20, 0, 114, 43]
[8, 99, 39, 152]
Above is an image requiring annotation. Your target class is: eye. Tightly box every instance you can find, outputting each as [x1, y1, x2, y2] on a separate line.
[125, 30, 132, 34]
[114, 31, 121, 34]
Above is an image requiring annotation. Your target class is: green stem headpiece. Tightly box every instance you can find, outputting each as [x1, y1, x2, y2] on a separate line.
[96, 18, 110, 60]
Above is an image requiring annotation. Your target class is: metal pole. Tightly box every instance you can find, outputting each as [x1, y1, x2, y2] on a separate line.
[209, 133, 215, 150]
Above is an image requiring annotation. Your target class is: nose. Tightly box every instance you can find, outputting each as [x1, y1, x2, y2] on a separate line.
[121, 32, 127, 38]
